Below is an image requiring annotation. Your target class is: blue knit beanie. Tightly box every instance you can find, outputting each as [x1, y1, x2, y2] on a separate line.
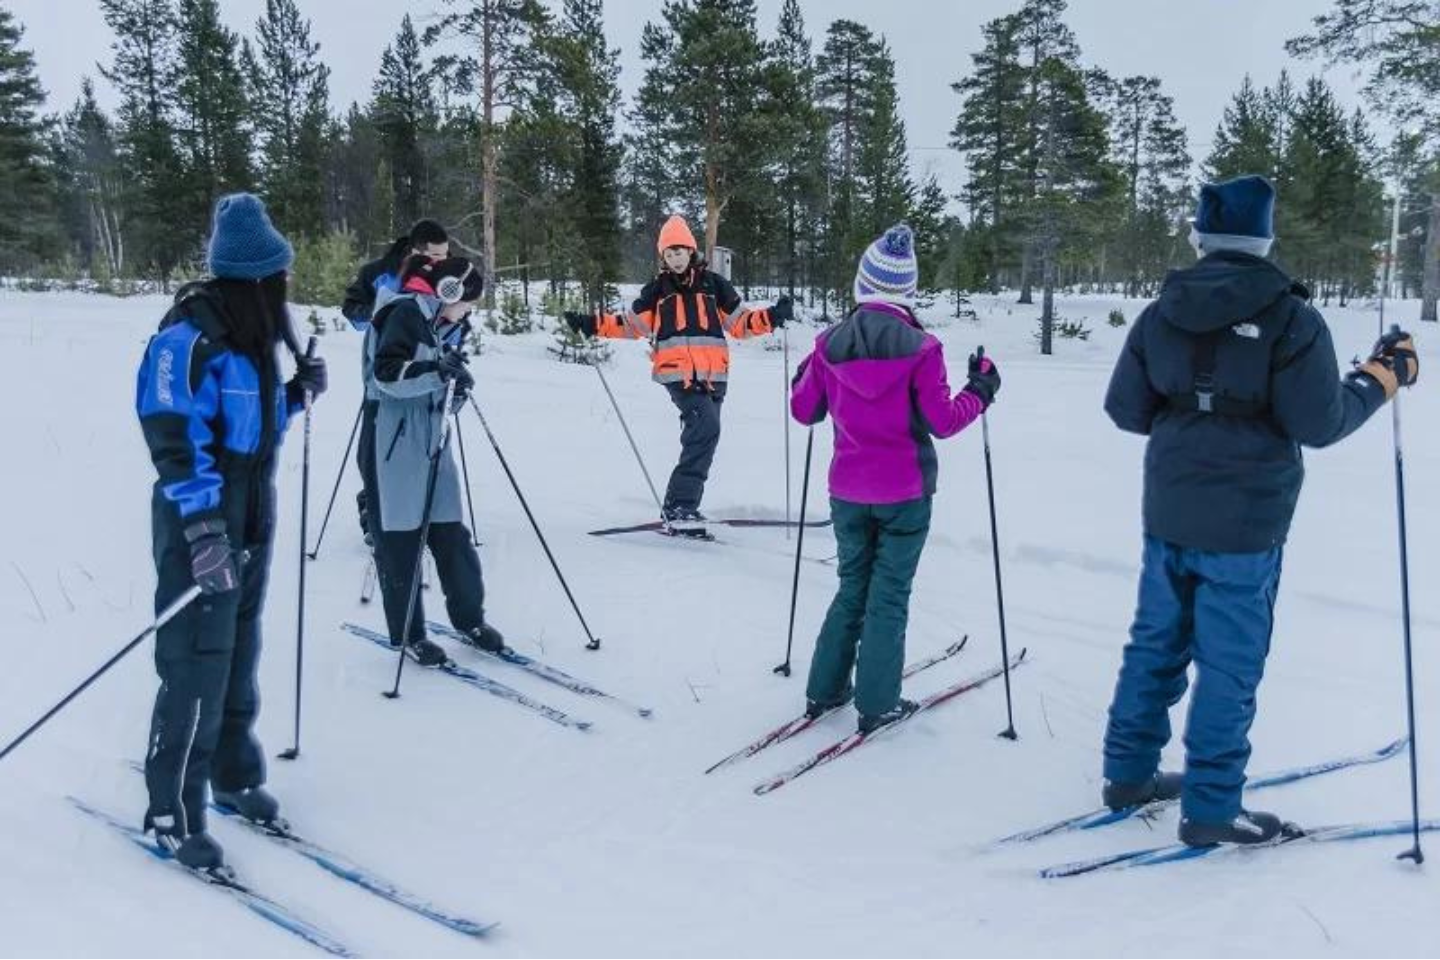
[1194, 175, 1275, 242]
[854, 224, 918, 306]
[207, 193, 294, 280]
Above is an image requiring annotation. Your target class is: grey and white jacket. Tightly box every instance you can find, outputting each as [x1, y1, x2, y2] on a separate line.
[365, 287, 467, 532]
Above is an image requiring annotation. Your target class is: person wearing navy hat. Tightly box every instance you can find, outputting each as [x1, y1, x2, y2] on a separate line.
[134, 193, 328, 870]
[1098, 174, 1419, 847]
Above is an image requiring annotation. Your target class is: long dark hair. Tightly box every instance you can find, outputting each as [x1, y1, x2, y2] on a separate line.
[212, 272, 292, 452]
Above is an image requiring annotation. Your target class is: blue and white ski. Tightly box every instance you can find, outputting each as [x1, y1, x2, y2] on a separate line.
[1040, 819, 1440, 878]
[342, 622, 592, 731]
[424, 619, 653, 718]
[212, 804, 498, 937]
[993, 737, 1410, 845]
[120, 761, 498, 937]
[67, 796, 354, 957]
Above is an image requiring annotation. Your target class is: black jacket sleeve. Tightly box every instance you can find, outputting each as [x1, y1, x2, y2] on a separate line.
[1269, 305, 1387, 449]
[341, 262, 377, 323]
[373, 301, 443, 398]
[1104, 311, 1166, 436]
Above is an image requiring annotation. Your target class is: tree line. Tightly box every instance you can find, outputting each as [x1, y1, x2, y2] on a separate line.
[0, 0, 1435, 342]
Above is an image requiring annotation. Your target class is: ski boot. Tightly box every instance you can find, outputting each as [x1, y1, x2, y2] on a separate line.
[662, 506, 712, 539]
[389, 634, 448, 667]
[150, 813, 226, 872]
[1178, 808, 1297, 847]
[458, 623, 511, 656]
[857, 698, 918, 735]
[805, 686, 854, 720]
[1101, 770, 1184, 811]
[213, 785, 282, 827]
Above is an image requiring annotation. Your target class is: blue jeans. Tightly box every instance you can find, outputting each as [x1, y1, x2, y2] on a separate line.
[1103, 535, 1282, 822]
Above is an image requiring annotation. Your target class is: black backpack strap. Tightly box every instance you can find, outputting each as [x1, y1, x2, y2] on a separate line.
[1167, 326, 1267, 417]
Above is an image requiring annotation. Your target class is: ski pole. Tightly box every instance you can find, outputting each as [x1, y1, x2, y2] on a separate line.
[384, 377, 458, 699]
[307, 400, 364, 560]
[783, 325, 793, 540]
[468, 394, 603, 651]
[280, 337, 317, 760]
[977, 346, 1018, 740]
[1384, 327, 1424, 864]
[592, 357, 663, 512]
[774, 427, 814, 677]
[455, 412, 481, 546]
[0, 552, 249, 765]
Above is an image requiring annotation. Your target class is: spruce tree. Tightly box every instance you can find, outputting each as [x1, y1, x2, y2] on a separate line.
[1205, 76, 1279, 181]
[249, 0, 332, 238]
[372, 15, 436, 234]
[173, 0, 254, 261]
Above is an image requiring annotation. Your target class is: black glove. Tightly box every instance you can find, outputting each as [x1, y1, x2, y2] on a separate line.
[769, 296, 793, 328]
[563, 311, 597, 337]
[963, 350, 1001, 408]
[286, 354, 328, 406]
[184, 519, 238, 595]
[437, 349, 474, 397]
[1357, 328, 1418, 399]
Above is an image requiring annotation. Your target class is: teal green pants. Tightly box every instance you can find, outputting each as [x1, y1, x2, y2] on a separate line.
[806, 496, 932, 718]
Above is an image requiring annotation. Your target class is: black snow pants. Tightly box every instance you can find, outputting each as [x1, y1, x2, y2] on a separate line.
[663, 382, 726, 512]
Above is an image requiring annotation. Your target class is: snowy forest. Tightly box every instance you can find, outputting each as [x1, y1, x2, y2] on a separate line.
[0, 0, 1437, 326]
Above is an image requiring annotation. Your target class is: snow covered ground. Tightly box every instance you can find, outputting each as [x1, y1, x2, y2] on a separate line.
[0, 287, 1435, 956]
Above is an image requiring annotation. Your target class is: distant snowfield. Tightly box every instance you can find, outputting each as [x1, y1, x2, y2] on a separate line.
[0, 288, 1434, 956]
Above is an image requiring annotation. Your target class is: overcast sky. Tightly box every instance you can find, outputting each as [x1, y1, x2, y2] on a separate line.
[9, 0, 1375, 197]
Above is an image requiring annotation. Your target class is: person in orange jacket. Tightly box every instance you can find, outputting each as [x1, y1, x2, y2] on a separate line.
[565, 215, 792, 535]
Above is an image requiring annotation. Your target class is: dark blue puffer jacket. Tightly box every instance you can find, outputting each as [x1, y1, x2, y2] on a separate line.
[1105, 251, 1388, 553]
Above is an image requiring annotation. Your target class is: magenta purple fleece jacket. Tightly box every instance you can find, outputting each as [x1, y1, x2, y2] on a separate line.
[790, 302, 984, 504]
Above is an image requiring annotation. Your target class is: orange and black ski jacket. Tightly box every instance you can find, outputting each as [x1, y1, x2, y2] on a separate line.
[594, 267, 781, 389]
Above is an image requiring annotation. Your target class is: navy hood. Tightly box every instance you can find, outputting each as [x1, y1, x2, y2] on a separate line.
[1155, 251, 1303, 335]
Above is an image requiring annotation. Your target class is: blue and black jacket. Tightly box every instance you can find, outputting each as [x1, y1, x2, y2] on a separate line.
[341, 241, 408, 330]
[136, 283, 299, 538]
[1105, 251, 1388, 553]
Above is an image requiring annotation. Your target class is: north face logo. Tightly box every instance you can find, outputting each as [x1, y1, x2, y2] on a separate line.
[1232, 322, 1261, 339]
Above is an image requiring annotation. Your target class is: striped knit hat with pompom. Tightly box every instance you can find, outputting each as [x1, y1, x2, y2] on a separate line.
[853, 223, 918, 307]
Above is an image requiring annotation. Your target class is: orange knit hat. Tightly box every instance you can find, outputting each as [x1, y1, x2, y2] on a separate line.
[656, 215, 698, 254]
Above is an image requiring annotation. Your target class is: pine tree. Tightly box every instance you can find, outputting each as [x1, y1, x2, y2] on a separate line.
[950, 12, 1026, 292]
[100, 0, 189, 278]
[372, 15, 436, 234]
[249, 0, 332, 238]
[768, 0, 826, 296]
[816, 19, 881, 308]
[325, 105, 387, 252]
[425, 0, 550, 305]
[1012, 0, 1082, 305]
[634, 0, 773, 258]
[0, 8, 57, 271]
[173, 0, 254, 263]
